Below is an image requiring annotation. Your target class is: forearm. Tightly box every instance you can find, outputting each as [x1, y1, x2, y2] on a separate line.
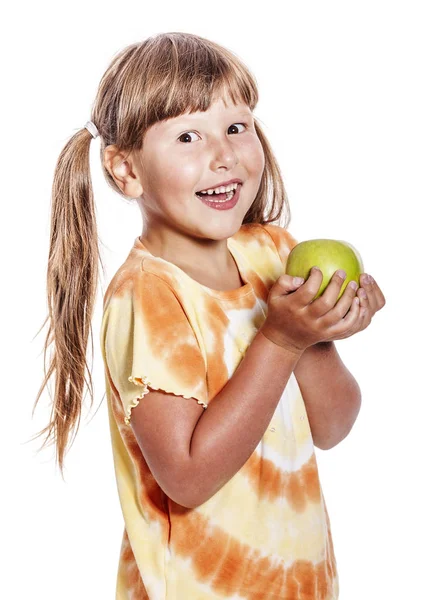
[294, 342, 362, 450]
[188, 331, 302, 507]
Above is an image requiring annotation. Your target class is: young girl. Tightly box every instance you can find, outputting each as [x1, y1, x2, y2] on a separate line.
[33, 32, 385, 599]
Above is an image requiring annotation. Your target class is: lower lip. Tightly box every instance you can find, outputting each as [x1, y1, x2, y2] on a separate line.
[197, 184, 241, 210]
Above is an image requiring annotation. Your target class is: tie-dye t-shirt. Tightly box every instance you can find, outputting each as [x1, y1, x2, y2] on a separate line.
[100, 223, 339, 600]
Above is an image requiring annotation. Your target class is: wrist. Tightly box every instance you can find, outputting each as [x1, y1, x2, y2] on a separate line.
[258, 326, 305, 359]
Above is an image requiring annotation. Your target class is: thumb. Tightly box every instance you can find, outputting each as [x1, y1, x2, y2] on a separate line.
[270, 274, 305, 298]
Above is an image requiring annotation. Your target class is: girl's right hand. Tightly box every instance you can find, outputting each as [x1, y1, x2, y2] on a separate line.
[259, 267, 361, 355]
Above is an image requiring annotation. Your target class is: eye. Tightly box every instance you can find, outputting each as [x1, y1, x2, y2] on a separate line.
[177, 123, 247, 143]
[228, 123, 247, 135]
[178, 131, 199, 143]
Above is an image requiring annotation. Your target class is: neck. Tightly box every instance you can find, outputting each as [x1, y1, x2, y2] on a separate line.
[140, 230, 233, 274]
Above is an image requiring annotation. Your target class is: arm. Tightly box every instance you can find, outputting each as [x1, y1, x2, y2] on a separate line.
[294, 341, 361, 450]
[131, 330, 303, 509]
[130, 270, 369, 508]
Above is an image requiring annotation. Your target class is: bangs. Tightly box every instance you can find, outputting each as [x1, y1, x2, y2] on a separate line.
[134, 35, 259, 128]
[161, 67, 256, 119]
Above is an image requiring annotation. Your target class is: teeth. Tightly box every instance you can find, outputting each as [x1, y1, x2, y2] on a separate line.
[205, 189, 235, 203]
[199, 182, 239, 195]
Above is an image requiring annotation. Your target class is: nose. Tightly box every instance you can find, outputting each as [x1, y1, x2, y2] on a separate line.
[209, 137, 239, 170]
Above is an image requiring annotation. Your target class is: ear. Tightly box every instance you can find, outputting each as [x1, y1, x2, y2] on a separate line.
[103, 145, 144, 198]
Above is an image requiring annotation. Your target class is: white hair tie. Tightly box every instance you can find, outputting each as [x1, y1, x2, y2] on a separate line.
[84, 121, 99, 139]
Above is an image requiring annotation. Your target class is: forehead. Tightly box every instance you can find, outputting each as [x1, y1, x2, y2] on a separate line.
[164, 98, 252, 127]
[142, 97, 253, 145]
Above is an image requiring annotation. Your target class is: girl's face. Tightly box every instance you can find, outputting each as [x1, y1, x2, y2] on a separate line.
[135, 94, 265, 251]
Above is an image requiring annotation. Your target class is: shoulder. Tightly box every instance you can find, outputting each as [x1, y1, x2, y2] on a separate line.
[233, 223, 298, 266]
[103, 269, 179, 320]
[103, 239, 182, 310]
[235, 222, 297, 245]
[259, 223, 298, 248]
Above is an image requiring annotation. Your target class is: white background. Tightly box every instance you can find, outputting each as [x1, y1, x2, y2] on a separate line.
[3, 1, 442, 598]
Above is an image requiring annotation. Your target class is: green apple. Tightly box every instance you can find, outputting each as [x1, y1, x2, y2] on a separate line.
[285, 239, 364, 300]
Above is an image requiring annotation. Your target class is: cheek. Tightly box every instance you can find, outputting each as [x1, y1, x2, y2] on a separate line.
[177, 161, 201, 185]
[155, 154, 199, 191]
[243, 138, 265, 176]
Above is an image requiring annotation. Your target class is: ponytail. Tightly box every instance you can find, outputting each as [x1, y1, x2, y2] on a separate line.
[30, 31, 293, 478]
[30, 126, 103, 478]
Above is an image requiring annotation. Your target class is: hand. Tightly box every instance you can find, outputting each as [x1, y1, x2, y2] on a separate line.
[260, 268, 371, 354]
[332, 273, 386, 341]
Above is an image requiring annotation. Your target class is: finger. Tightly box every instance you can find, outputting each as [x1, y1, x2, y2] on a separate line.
[359, 273, 372, 289]
[310, 269, 348, 317]
[360, 274, 386, 311]
[357, 301, 369, 328]
[271, 274, 305, 300]
[296, 266, 324, 305]
[359, 273, 375, 302]
[338, 279, 360, 317]
[359, 308, 371, 330]
[368, 276, 387, 308]
[329, 296, 361, 336]
[352, 284, 372, 328]
[335, 297, 366, 339]
[356, 285, 370, 312]
[320, 278, 358, 322]
[285, 273, 305, 293]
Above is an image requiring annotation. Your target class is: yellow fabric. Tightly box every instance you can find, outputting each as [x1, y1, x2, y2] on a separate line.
[100, 223, 339, 599]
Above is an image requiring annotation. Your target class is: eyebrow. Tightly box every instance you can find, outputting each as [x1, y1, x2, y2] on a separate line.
[165, 112, 253, 127]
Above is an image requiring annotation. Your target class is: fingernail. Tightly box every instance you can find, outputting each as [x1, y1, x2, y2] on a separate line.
[337, 270, 346, 279]
[363, 274, 371, 284]
[349, 281, 358, 290]
[293, 277, 304, 285]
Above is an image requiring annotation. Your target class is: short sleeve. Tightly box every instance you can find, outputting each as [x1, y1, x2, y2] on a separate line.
[101, 272, 208, 425]
[259, 223, 298, 268]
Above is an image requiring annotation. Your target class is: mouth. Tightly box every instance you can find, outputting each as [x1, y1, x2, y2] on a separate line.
[196, 183, 242, 210]
[196, 179, 243, 194]
[195, 183, 241, 203]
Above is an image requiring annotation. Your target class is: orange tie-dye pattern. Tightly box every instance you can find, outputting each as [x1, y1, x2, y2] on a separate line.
[100, 223, 339, 599]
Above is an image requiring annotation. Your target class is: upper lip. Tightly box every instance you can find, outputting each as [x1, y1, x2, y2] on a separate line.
[197, 178, 242, 192]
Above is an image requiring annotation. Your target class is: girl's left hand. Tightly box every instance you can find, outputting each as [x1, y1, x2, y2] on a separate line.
[333, 273, 386, 340]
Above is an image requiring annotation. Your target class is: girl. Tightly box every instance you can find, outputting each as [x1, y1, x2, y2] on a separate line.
[33, 32, 385, 599]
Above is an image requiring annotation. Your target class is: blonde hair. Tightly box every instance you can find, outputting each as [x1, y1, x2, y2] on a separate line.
[31, 31, 292, 477]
